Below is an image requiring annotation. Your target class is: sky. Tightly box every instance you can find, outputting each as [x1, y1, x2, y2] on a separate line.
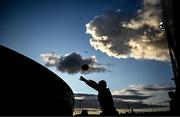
[0, 0, 175, 112]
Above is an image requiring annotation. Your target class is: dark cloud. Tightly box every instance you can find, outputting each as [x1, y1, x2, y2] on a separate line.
[112, 84, 175, 96]
[162, 100, 170, 104]
[141, 85, 175, 92]
[113, 95, 152, 100]
[122, 89, 144, 95]
[40, 52, 106, 74]
[114, 100, 167, 109]
[86, 0, 170, 61]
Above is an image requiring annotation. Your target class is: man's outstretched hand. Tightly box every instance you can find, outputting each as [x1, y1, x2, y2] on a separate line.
[80, 76, 86, 81]
[80, 76, 98, 91]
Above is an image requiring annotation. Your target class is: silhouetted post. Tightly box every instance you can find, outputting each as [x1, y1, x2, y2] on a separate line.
[161, 0, 180, 114]
[80, 110, 88, 116]
[131, 109, 135, 114]
[127, 102, 130, 113]
[151, 102, 153, 112]
[80, 99, 82, 114]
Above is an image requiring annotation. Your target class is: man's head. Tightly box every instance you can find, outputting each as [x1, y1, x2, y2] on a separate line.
[168, 91, 175, 99]
[98, 80, 107, 89]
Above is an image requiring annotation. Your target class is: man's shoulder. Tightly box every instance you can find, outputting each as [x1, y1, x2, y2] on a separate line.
[106, 88, 110, 91]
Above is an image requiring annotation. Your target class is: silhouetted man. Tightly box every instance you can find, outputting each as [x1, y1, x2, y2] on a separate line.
[80, 76, 119, 116]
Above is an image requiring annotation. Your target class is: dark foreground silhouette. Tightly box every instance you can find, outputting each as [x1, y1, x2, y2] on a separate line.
[0, 45, 74, 115]
[80, 76, 119, 116]
[161, 0, 180, 115]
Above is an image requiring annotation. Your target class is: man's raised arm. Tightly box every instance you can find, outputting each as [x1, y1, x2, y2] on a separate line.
[80, 76, 99, 91]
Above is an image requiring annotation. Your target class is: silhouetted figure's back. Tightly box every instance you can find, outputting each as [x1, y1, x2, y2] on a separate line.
[168, 91, 176, 113]
[80, 76, 118, 116]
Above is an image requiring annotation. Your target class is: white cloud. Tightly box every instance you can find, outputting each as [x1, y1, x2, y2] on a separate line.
[85, 0, 170, 61]
[40, 52, 60, 66]
[75, 96, 85, 100]
[128, 38, 169, 61]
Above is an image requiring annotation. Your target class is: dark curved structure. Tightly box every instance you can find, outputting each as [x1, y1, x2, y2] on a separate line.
[0, 45, 74, 115]
[161, 0, 180, 115]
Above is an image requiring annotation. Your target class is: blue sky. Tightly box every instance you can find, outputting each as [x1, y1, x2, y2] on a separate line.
[0, 0, 175, 111]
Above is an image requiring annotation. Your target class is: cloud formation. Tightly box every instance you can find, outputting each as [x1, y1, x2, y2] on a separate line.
[74, 84, 174, 110]
[40, 52, 60, 66]
[86, 0, 170, 61]
[112, 84, 175, 107]
[112, 84, 175, 96]
[40, 52, 106, 74]
[75, 93, 152, 101]
[74, 93, 166, 110]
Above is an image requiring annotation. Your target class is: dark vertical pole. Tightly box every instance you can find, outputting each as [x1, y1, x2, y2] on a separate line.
[161, 0, 180, 115]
